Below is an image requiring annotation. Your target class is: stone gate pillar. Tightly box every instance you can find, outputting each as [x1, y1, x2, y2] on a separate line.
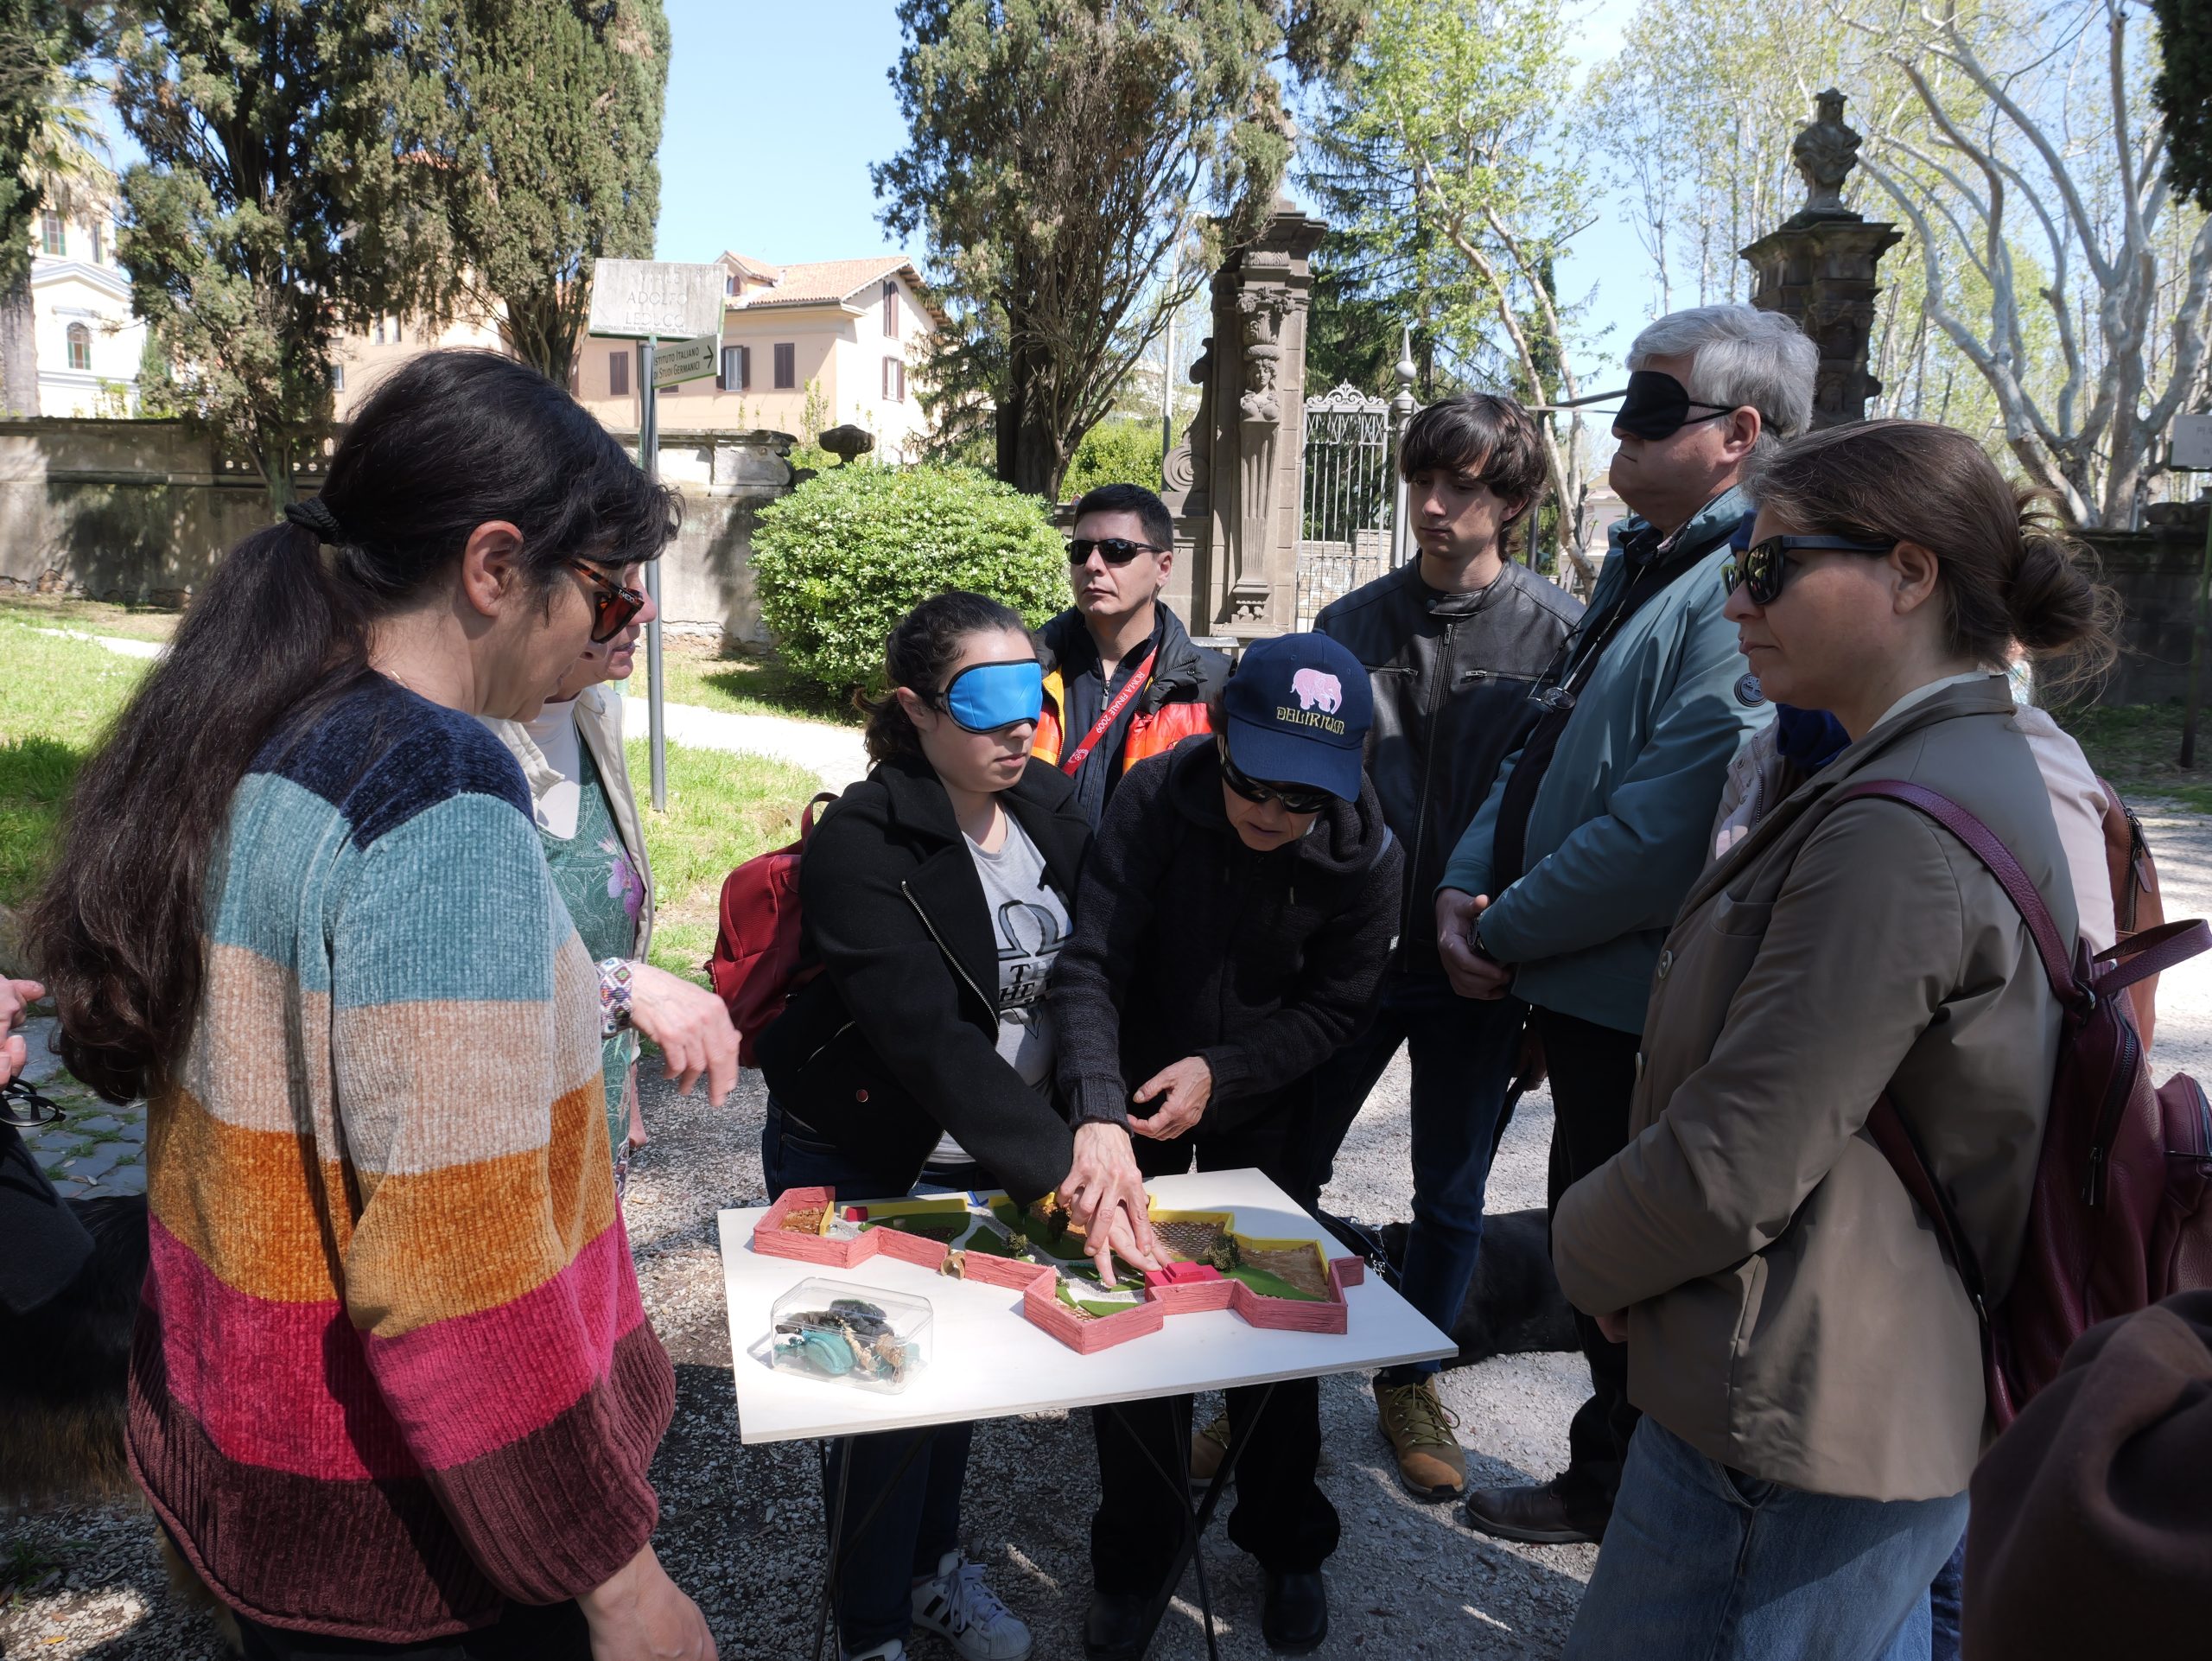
[1738, 90, 1903, 429]
[1161, 196, 1325, 640]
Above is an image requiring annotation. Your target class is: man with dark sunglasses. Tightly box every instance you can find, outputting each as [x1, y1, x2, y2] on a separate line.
[1033, 482, 1226, 827]
[1434, 303, 1815, 1549]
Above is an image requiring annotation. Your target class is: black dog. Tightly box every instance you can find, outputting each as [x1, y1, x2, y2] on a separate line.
[1349, 1208, 1578, 1367]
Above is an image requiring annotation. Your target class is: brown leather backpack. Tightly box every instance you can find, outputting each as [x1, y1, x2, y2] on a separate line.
[2098, 780, 2163, 1046]
[1846, 780, 2212, 1428]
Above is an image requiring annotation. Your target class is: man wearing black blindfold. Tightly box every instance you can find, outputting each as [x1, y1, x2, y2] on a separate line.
[1433, 304, 1815, 1549]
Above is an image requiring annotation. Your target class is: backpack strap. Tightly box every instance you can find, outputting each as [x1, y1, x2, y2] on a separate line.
[2094, 918, 2212, 996]
[1837, 780, 2082, 1004]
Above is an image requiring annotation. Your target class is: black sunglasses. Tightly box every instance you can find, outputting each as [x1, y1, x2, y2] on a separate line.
[1217, 742, 1334, 815]
[1722, 535, 1897, 605]
[1068, 537, 1165, 566]
[567, 559, 649, 644]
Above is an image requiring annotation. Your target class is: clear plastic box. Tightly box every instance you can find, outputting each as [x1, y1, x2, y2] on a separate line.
[767, 1279, 932, 1394]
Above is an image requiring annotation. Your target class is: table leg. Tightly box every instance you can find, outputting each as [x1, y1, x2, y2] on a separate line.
[1117, 1380, 1278, 1661]
[810, 1429, 933, 1661]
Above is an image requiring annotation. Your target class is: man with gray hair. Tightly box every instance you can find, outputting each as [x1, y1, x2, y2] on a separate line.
[1433, 303, 1816, 1547]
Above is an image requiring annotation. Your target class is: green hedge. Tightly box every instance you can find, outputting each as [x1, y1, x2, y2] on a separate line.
[1063, 417, 1165, 500]
[751, 464, 1071, 697]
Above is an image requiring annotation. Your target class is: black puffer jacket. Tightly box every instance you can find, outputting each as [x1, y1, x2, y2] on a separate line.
[1050, 735, 1403, 1137]
[753, 754, 1090, 1203]
[1315, 559, 1581, 956]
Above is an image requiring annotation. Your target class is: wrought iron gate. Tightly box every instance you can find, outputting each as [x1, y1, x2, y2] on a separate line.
[1296, 384, 1399, 627]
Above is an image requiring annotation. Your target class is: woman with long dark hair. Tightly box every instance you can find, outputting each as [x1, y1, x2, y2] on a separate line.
[29, 351, 715, 1659]
[755, 589, 1158, 1661]
[1552, 419, 2114, 1659]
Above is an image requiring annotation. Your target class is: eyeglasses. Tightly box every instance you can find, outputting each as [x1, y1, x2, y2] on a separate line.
[567, 559, 649, 643]
[1068, 537, 1165, 566]
[1218, 744, 1334, 815]
[1722, 535, 1897, 606]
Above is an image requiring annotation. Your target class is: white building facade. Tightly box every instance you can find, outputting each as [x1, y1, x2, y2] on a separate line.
[29, 197, 147, 416]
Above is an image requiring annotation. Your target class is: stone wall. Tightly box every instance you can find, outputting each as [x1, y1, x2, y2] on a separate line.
[0, 417, 797, 640]
[2082, 500, 2209, 708]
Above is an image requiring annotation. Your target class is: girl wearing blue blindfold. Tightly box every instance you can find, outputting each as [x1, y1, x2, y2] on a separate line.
[760, 591, 1160, 1661]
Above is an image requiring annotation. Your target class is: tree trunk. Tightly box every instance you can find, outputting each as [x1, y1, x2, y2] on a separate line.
[0, 264, 37, 417]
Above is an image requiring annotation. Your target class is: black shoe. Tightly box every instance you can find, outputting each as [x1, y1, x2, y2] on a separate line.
[1460, 1479, 1607, 1545]
[1083, 1589, 1148, 1661]
[1261, 1569, 1327, 1655]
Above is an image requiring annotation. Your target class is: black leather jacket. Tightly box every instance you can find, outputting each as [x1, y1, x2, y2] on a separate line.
[1315, 559, 1583, 958]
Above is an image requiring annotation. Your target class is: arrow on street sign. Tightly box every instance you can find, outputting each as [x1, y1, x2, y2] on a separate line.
[652, 333, 720, 388]
[587, 258, 726, 341]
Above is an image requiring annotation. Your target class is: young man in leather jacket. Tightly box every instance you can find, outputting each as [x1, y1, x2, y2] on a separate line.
[1301, 395, 1582, 1502]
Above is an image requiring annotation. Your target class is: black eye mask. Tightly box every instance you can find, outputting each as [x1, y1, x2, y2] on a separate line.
[1612, 370, 1736, 440]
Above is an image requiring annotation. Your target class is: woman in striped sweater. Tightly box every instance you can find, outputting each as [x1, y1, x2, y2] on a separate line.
[28, 352, 714, 1660]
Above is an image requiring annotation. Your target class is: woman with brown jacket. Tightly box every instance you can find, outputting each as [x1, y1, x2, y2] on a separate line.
[1549, 420, 2113, 1661]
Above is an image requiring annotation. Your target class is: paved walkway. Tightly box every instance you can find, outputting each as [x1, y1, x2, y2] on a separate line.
[15, 1015, 144, 1200]
[617, 689, 870, 791]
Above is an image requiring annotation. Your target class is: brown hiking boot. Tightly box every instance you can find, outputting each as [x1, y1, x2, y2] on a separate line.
[1187, 1411, 1232, 1487]
[1374, 1376, 1467, 1501]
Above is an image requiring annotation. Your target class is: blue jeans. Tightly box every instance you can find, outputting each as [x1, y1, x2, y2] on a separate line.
[1928, 1531, 1966, 1661]
[1566, 1419, 1970, 1661]
[1306, 967, 1525, 1381]
[761, 1099, 986, 1655]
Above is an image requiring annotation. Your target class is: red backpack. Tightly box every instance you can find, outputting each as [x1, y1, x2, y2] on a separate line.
[1844, 780, 2212, 1427]
[707, 792, 837, 1067]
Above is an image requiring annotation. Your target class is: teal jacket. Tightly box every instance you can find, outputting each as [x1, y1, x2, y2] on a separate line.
[1437, 486, 1772, 1034]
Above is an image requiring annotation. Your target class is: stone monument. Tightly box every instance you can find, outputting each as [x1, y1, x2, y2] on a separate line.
[1161, 197, 1326, 639]
[1738, 89, 1903, 428]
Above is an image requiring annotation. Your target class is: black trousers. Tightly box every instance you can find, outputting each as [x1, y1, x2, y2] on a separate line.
[236, 1603, 589, 1661]
[1535, 1004, 1644, 1524]
[1089, 1094, 1341, 1592]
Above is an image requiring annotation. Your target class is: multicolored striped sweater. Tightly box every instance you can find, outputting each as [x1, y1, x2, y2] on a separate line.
[131, 674, 674, 1640]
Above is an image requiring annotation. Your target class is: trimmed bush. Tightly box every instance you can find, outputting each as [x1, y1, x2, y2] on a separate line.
[751, 464, 1071, 697]
[1063, 417, 1165, 500]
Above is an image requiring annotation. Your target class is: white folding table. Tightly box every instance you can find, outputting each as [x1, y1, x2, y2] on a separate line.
[718, 1168, 1454, 1658]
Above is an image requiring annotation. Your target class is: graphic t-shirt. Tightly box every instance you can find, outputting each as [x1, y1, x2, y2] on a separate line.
[930, 810, 1071, 1168]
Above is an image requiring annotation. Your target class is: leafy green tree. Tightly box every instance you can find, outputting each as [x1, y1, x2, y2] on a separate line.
[751, 465, 1070, 697]
[0, 0, 100, 416]
[1062, 417, 1164, 498]
[399, 0, 667, 385]
[111, 3, 444, 505]
[874, 0, 1362, 502]
[1306, 0, 1602, 577]
[2154, 0, 2212, 212]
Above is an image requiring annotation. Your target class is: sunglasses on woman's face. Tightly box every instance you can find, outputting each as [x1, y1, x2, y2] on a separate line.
[1722, 535, 1897, 606]
[567, 559, 649, 644]
[1068, 537, 1165, 566]
[1217, 744, 1334, 815]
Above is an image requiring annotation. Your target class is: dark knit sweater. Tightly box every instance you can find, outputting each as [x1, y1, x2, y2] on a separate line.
[1050, 735, 1402, 1136]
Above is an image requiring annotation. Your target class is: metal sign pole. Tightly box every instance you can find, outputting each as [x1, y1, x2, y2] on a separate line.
[640, 334, 667, 811]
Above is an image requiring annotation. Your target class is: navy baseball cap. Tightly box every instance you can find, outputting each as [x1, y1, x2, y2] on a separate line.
[1221, 633, 1373, 803]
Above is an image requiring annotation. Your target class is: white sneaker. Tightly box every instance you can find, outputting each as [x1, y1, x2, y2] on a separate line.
[843, 1642, 906, 1661]
[909, 1550, 1033, 1660]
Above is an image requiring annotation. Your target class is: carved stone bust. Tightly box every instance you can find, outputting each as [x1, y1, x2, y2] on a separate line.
[1790, 88, 1863, 223]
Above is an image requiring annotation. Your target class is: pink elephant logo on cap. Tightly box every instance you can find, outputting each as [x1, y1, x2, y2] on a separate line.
[1290, 668, 1344, 714]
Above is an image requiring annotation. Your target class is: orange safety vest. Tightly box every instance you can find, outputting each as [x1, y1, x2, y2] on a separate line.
[1032, 665, 1213, 776]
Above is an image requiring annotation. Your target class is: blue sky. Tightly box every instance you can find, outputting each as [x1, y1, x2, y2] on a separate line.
[657, 0, 1654, 391]
[95, 0, 1655, 389]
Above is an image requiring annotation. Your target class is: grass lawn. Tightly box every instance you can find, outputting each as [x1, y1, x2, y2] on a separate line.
[0, 614, 819, 991]
[2057, 702, 2212, 814]
[632, 637, 862, 728]
[0, 590, 184, 643]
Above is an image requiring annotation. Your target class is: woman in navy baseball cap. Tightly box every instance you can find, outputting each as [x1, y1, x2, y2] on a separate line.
[1049, 629, 1402, 1656]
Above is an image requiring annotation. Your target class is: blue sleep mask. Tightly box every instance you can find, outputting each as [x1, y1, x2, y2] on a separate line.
[938, 659, 1044, 733]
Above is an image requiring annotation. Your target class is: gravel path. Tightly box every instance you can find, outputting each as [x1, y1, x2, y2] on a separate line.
[10, 808, 2211, 1659]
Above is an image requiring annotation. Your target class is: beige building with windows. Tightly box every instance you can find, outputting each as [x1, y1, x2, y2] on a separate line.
[572, 252, 942, 459]
[27, 194, 148, 416]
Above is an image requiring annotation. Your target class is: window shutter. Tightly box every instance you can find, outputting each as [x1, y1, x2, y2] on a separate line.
[774, 342, 795, 389]
[897, 361, 906, 402]
[609, 348, 628, 397]
[741, 345, 752, 390]
[883, 281, 899, 339]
